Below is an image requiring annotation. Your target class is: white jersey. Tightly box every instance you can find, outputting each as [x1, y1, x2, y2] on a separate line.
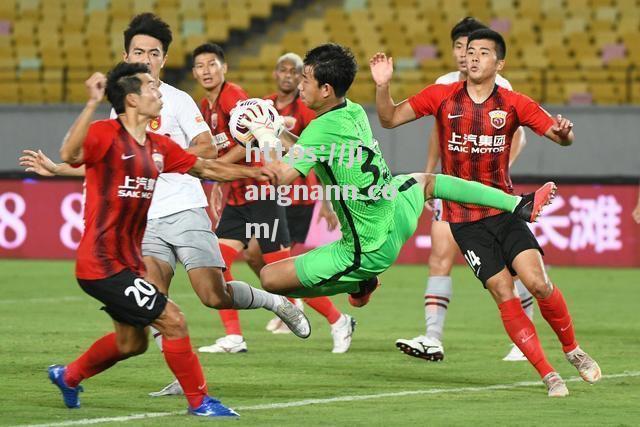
[435, 71, 513, 90]
[111, 82, 211, 219]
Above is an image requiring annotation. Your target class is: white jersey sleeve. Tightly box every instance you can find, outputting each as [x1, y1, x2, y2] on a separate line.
[495, 73, 513, 90]
[435, 71, 460, 85]
[174, 90, 211, 143]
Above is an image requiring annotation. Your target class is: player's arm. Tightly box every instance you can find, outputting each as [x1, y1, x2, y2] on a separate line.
[217, 144, 246, 163]
[186, 130, 217, 159]
[509, 127, 527, 167]
[424, 126, 440, 173]
[264, 160, 301, 186]
[188, 158, 276, 183]
[543, 114, 574, 146]
[370, 53, 418, 128]
[59, 73, 106, 164]
[20, 149, 86, 177]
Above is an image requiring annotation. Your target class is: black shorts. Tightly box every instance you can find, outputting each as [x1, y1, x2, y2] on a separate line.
[449, 213, 543, 287]
[216, 198, 290, 253]
[286, 204, 314, 244]
[78, 269, 167, 328]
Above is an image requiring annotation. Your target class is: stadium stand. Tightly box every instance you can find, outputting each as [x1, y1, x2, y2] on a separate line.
[0, 0, 638, 104]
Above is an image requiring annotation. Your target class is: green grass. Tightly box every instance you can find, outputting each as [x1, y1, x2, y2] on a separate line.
[1, 260, 639, 426]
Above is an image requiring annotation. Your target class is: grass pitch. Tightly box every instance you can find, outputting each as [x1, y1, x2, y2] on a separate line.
[1, 260, 639, 426]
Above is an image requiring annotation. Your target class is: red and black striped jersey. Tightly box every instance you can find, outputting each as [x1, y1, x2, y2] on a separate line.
[200, 81, 269, 206]
[73, 119, 197, 280]
[408, 81, 554, 223]
[264, 92, 318, 206]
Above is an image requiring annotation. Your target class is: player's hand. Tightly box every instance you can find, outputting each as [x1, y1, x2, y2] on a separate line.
[239, 106, 281, 149]
[257, 165, 278, 185]
[19, 149, 57, 176]
[424, 198, 435, 212]
[208, 184, 223, 227]
[632, 203, 640, 224]
[550, 114, 573, 139]
[369, 52, 394, 87]
[86, 72, 107, 104]
[318, 202, 339, 231]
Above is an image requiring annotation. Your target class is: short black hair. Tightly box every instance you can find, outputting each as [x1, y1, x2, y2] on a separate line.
[106, 62, 150, 114]
[124, 13, 172, 55]
[450, 16, 487, 43]
[467, 28, 507, 60]
[303, 43, 357, 98]
[192, 43, 225, 65]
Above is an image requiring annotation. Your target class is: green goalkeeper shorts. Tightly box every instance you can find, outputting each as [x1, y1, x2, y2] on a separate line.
[291, 175, 424, 298]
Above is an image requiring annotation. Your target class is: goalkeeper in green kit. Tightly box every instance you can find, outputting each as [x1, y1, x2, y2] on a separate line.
[238, 43, 555, 308]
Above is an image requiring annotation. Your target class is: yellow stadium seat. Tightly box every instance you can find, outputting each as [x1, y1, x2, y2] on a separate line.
[205, 21, 230, 43]
[0, 82, 20, 102]
[590, 82, 625, 105]
[227, 8, 251, 30]
[43, 82, 64, 103]
[0, 0, 16, 20]
[132, 0, 156, 14]
[20, 81, 45, 103]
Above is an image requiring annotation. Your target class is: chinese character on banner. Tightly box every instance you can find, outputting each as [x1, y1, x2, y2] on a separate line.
[530, 194, 623, 253]
[568, 195, 622, 253]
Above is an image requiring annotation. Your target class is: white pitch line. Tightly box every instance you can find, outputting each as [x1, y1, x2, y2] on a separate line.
[12, 371, 640, 427]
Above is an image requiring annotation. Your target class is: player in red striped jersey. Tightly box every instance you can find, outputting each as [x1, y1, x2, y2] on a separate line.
[242, 53, 356, 353]
[371, 29, 601, 396]
[394, 17, 534, 363]
[191, 43, 295, 354]
[45, 63, 310, 416]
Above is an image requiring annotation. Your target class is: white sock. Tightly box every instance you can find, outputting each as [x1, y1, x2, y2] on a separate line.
[227, 280, 282, 312]
[150, 326, 163, 351]
[425, 276, 452, 341]
[514, 279, 535, 321]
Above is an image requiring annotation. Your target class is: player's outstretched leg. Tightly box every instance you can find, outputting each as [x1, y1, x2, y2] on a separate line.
[48, 324, 149, 408]
[153, 301, 238, 417]
[512, 251, 602, 383]
[412, 173, 556, 222]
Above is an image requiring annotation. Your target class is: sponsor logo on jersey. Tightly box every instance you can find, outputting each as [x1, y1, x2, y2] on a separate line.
[210, 113, 218, 130]
[488, 110, 508, 129]
[149, 116, 161, 131]
[152, 152, 164, 173]
[195, 115, 204, 123]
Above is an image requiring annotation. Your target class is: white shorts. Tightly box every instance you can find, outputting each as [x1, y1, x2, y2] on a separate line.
[142, 208, 225, 271]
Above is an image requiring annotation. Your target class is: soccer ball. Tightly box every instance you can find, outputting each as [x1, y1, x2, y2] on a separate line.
[229, 98, 280, 147]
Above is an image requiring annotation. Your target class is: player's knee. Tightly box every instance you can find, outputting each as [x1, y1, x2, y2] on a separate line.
[260, 267, 281, 294]
[528, 277, 553, 299]
[161, 304, 189, 337]
[487, 280, 517, 303]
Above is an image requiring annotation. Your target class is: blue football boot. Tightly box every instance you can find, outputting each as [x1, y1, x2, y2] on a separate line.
[48, 365, 83, 408]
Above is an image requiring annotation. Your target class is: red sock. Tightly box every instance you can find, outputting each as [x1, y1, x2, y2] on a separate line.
[218, 244, 242, 335]
[304, 297, 342, 324]
[163, 336, 207, 409]
[64, 333, 125, 387]
[262, 248, 291, 265]
[537, 285, 578, 353]
[499, 298, 555, 378]
[219, 243, 239, 283]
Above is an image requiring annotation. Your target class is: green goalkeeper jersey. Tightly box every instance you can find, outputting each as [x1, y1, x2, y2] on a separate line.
[288, 100, 394, 252]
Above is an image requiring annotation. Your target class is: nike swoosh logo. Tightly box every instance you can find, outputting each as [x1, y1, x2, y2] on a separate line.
[560, 323, 572, 332]
[521, 334, 534, 344]
[145, 294, 158, 310]
[448, 114, 463, 119]
[121, 154, 136, 160]
[198, 383, 207, 391]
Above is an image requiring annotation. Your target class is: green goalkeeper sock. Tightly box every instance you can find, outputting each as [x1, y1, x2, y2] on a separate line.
[433, 174, 521, 212]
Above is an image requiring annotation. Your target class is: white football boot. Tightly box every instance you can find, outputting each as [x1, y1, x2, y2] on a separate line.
[542, 372, 569, 397]
[503, 344, 528, 361]
[198, 335, 248, 353]
[148, 379, 184, 397]
[395, 335, 444, 361]
[565, 346, 602, 383]
[330, 314, 356, 353]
